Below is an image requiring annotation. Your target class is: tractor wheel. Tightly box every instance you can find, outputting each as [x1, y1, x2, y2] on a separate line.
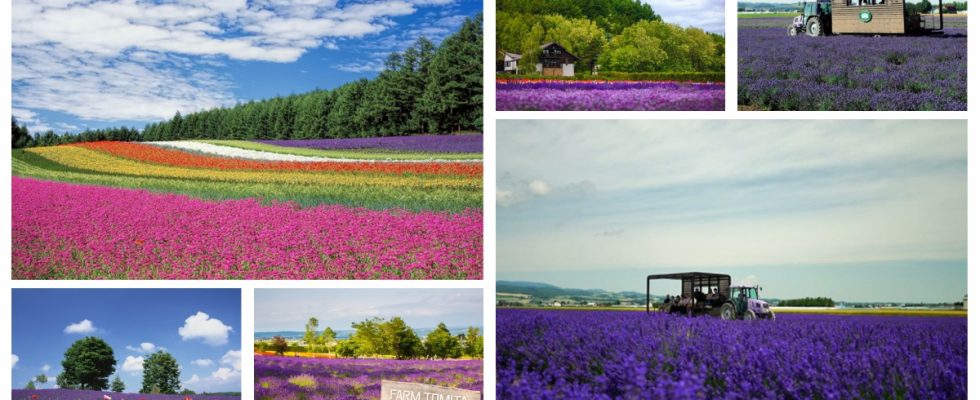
[788, 25, 798, 36]
[743, 309, 757, 321]
[768, 311, 776, 321]
[720, 303, 736, 320]
[806, 18, 825, 37]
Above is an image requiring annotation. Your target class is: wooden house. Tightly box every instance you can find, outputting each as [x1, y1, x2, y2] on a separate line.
[499, 51, 522, 74]
[831, 0, 918, 34]
[535, 42, 578, 77]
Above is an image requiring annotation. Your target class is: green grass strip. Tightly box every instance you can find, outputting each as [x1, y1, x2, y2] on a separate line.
[198, 140, 484, 161]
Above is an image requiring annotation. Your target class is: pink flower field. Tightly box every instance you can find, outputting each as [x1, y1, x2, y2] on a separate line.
[13, 177, 482, 280]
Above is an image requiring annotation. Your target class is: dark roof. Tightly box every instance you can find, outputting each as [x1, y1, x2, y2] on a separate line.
[539, 42, 580, 60]
[647, 272, 731, 281]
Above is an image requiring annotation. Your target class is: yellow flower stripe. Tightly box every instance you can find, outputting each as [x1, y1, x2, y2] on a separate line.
[28, 146, 480, 190]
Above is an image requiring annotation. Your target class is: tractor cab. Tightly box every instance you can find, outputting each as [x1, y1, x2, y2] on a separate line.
[790, 0, 833, 36]
[730, 285, 775, 320]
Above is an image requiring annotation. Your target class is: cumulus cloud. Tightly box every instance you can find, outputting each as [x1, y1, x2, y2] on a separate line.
[126, 342, 162, 353]
[64, 319, 96, 334]
[12, 0, 459, 123]
[191, 359, 214, 367]
[41, 364, 50, 373]
[122, 356, 144, 374]
[12, 354, 19, 368]
[179, 312, 233, 346]
[183, 350, 242, 392]
[529, 180, 552, 196]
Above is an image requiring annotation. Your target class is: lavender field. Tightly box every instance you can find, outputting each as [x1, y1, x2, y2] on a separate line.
[255, 356, 482, 400]
[12, 389, 239, 400]
[738, 17, 967, 110]
[497, 81, 724, 111]
[497, 309, 966, 399]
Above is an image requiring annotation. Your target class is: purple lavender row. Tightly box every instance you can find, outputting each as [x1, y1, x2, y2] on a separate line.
[497, 82, 724, 111]
[256, 134, 482, 154]
[497, 309, 966, 399]
[738, 26, 967, 110]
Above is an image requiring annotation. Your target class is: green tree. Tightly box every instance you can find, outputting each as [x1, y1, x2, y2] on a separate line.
[350, 317, 386, 356]
[59, 337, 117, 391]
[424, 323, 462, 359]
[26, 380, 36, 390]
[335, 339, 359, 358]
[318, 326, 337, 352]
[140, 351, 181, 394]
[304, 317, 319, 352]
[270, 336, 288, 356]
[383, 317, 423, 360]
[111, 375, 125, 393]
[463, 327, 484, 359]
[418, 14, 483, 133]
[35, 374, 48, 385]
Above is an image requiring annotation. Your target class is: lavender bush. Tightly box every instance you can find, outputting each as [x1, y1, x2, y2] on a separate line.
[497, 309, 966, 399]
[255, 356, 483, 400]
[738, 19, 967, 110]
[12, 389, 238, 400]
[256, 135, 482, 153]
[496, 81, 724, 111]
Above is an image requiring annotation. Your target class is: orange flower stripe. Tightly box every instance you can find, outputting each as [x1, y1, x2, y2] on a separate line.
[75, 141, 481, 177]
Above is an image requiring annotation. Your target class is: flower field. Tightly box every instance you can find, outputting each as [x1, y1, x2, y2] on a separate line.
[738, 17, 967, 111]
[254, 356, 482, 400]
[496, 80, 724, 111]
[12, 136, 482, 280]
[497, 309, 966, 399]
[12, 389, 238, 400]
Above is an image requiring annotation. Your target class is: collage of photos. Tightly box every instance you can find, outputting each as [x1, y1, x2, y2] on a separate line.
[3, 0, 973, 399]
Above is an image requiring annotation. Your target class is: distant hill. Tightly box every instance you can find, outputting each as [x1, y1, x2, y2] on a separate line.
[497, 281, 645, 301]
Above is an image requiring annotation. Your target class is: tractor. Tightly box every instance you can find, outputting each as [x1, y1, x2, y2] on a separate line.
[787, 0, 945, 36]
[646, 272, 775, 321]
[788, 0, 832, 37]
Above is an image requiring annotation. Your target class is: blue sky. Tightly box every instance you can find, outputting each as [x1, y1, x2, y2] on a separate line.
[11, 0, 481, 134]
[255, 289, 483, 332]
[12, 289, 241, 394]
[645, 0, 725, 34]
[497, 120, 967, 303]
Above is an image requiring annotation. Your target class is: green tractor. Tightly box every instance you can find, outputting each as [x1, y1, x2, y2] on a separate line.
[788, 0, 832, 37]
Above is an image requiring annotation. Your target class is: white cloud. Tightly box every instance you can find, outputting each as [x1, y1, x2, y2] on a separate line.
[126, 342, 162, 353]
[41, 364, 50, 373]
[191, 359, 214, 367]
[12, 0, 456, 123]
[178, 312, 233, 346]
[122, 356, 145, 374]
[182, 350, 242, 393]
[220, 350, 242, 371]
[64, 319, 96, 334]
[12, 354, 18, 369]
[529, 180, 552, 196]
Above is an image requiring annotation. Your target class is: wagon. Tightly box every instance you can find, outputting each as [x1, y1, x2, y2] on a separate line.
[646, 272, 774, 320]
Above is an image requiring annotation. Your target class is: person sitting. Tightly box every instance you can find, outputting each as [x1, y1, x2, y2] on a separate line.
[706, 288, 719, 305]
[661, 295, 671, 312]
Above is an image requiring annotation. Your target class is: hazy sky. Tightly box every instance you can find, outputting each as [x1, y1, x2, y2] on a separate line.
[12, 0, 480, 133]
[255, 289, 483, 332]
[646, 0, 725, 34]
[497, 120, 967, 303]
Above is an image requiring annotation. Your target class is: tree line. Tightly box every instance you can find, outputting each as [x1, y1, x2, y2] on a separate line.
[12, 14, 482, 149]
[497, 0, 723, 75]
[777, 297, 835, 307]
[25, 336, 201, 395]
[259, 316, 483, 360]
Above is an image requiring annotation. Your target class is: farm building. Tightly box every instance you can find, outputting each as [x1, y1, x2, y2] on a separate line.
[535, 42, 578, 77]
[498, 51, 522, 74]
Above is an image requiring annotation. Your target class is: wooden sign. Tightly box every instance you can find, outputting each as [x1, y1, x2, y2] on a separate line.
[381, 380, 481, 400]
